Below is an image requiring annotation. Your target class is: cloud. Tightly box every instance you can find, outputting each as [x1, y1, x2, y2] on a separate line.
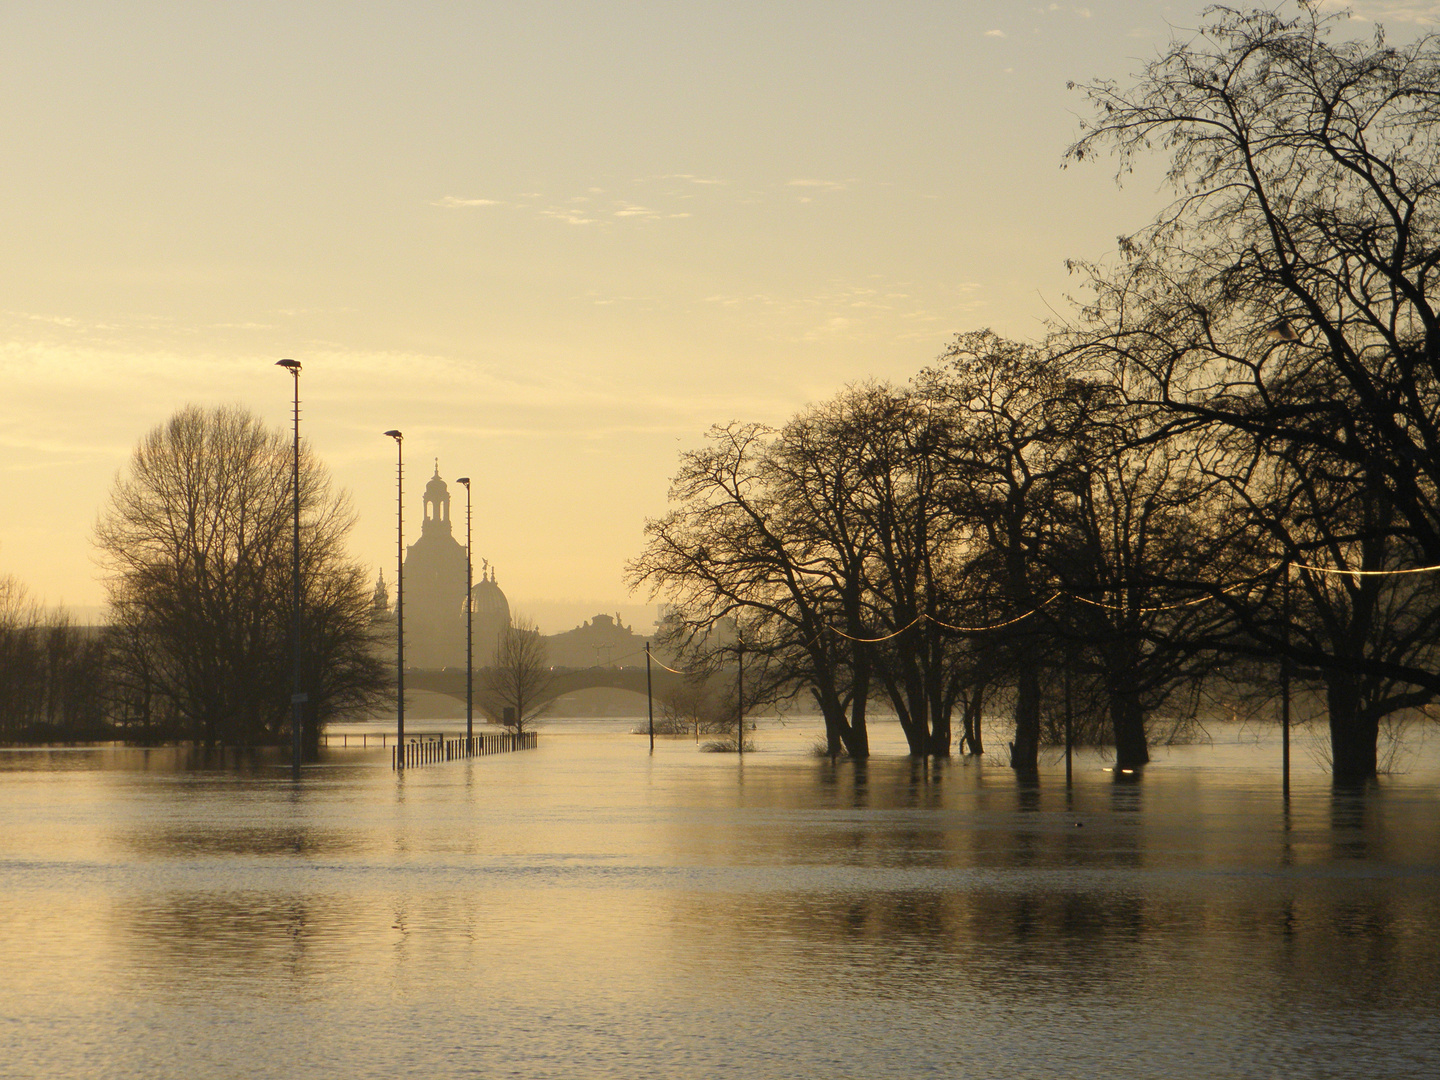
[433, 195, 502, 208]
[539, 208, 598, 226]
[655, 173, 726, 186]
[1315, 1, 1440, 24]
[10, 311, 82, 328]
[985, 29, 1006, 38]
[787, 179, 847, 191]
[802, 316, 853, 341]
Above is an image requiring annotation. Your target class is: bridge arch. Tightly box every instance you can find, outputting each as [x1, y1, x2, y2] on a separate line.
[405, 666, 687, 709]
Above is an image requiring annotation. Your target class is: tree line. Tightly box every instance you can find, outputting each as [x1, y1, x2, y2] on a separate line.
[0, 577, 111, 743]
[631, 5, 1440, 784]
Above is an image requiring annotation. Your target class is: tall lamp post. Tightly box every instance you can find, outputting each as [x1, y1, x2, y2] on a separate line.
[456, 476, 473, 743]
[384, 430, 405, 766]
[276, 359, 305, 780]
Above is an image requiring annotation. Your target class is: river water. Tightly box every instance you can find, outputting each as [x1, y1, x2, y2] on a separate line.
[2, 717, 1438, 1079]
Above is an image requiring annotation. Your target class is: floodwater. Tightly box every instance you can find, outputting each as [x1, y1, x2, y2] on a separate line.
[2, 718, 1438, 1080]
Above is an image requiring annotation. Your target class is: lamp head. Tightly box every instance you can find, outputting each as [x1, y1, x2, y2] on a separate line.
[383, 430, 403, 441]
[276, 358, 302, 373]
[456, 476, 470, 487]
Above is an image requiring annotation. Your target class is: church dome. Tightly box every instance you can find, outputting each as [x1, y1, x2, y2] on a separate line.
[471, 572, 510, 625]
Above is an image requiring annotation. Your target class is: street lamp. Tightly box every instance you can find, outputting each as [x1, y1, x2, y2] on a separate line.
[456, 476, 473, 743]
[276, 359, 304, 780]
[384, 430, 405, 765]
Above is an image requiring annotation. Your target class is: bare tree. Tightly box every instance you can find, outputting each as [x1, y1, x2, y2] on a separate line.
[94, 404, 389, 751]
[481, 615, 553, 734]
[630, 417, 876, 758]
[0, 578, 114, 743]
[1066, 3, 1440, 781]
[0, 576, 45, 741]
[920, 333, 1097, 773]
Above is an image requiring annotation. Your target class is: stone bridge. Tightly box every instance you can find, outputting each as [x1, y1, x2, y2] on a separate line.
[406, 666, 688, 708]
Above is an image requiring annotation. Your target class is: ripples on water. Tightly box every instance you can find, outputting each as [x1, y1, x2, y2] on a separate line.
[2, 719, 1438, 1079]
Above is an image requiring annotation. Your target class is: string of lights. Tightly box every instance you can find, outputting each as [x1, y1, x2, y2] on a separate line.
[628, 557, 1440, 661]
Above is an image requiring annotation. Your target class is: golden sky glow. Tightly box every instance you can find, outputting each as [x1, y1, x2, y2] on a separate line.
[4, 1, 1432, 632]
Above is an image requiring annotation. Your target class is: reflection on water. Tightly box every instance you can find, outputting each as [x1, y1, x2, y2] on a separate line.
[2, 720, 1438, 1079]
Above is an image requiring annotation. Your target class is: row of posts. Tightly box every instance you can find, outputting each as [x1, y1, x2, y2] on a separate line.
[392, 730, 537, 770]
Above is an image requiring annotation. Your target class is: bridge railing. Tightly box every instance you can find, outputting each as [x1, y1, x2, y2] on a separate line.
[391, 730, 537, 770]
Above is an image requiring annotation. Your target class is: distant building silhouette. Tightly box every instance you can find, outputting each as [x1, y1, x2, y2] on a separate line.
[388, 463, 510, 669]
[545, 612, 651, 668]
[469, 563, 511, 666]
[379, 465, 663, 671]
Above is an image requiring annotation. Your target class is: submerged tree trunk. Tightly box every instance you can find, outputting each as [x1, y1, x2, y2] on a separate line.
[847, 646, 871, 759]
[848, 688, 870, 759]
[925, 705, 951, 757]
[961, 683, 984, 756]
[1011, 664, 1040, 775]
[1108, 683, 1150, 769]
[1326, 674, 1380, 786]
[814, 679, 869, 760]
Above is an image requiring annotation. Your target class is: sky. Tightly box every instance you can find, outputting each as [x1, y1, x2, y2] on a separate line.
[3, 0, 1436, 635]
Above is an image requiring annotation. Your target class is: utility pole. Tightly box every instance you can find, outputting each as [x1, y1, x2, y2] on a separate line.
[646, 642, 654, 753]
[736, 638, 744, 757]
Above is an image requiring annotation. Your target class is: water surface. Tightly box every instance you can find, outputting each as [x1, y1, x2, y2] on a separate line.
[3, 719, 1438, 1079]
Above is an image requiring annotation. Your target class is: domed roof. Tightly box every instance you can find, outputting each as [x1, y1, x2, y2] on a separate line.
[471, 569, 510, 622]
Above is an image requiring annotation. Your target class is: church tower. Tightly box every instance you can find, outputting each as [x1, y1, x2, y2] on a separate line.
[401, 462, 469, 668]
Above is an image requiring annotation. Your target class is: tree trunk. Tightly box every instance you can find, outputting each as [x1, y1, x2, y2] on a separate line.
[1326, 674, 1379, 785]
[927, 693, 951, 757]
[894, 698, 927, 756]
[961, 683, 984, 756]
[847, 687, 870, 759]
[812, 686, 845, 757]
[1011, 664, 1040, 775]
[846, 649, 871, 759]
[1109, 685, 1150, 769]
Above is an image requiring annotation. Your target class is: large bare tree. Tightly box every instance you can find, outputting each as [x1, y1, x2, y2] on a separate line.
[1067, 3, 1440, 781]
[95, 404, 389, 751]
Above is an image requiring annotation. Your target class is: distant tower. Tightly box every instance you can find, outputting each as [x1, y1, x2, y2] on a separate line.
[401, 463, 468, 668]
[422, 459, 451, 535]
[371, 571, 390, 620]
